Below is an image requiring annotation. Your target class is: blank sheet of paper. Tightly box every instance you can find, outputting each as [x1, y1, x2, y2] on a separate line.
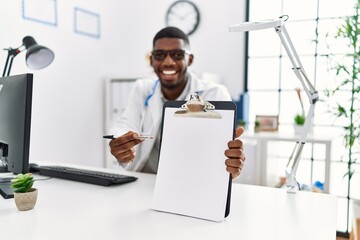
[151, 104, 235, 222]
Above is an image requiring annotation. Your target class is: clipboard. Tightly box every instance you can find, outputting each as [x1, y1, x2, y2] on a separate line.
[151, 94, 236, 222]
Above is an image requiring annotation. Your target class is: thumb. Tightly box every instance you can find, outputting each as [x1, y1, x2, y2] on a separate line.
[235, 127, 244, 138]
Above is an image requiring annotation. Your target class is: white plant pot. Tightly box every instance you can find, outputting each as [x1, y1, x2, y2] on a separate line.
[14, 188, 38, 211]
[293, 124, 304, 135]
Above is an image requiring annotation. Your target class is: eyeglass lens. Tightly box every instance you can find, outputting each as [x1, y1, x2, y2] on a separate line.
[152, 49, 187, 61]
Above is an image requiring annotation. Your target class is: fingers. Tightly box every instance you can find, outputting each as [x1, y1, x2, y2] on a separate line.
[109, 131, 141, 147]
[225, 135, 246, 179]
[225, 148, 245, 167]
[114, 147, 136, 164]
[228, 139, 243, 150]
[109, 131, 143, 164]
[225, 158, 245, 179]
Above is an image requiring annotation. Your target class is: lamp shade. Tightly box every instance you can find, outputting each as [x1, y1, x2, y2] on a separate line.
[22, 36, 54, 70]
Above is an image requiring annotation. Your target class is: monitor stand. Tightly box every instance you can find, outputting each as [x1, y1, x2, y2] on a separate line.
[0, 181, 14, 199]
[0, 161, 7, 172]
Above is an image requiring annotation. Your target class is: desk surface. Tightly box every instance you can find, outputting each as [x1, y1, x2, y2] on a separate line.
[0, 165, 337, 240]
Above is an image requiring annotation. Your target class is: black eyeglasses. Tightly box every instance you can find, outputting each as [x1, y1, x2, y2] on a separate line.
[151, 49, 191, 61]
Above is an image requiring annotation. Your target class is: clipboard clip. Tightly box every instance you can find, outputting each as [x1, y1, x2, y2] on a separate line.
[175, 93, 221, 119]
[180, 93, 215, 112]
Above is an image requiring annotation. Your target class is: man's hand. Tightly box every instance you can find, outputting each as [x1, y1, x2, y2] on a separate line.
[109, 131, 144, 164]
[225, 127, 246, 179]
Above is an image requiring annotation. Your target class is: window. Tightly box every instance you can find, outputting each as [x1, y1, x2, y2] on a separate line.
[246, 0, 357, 235]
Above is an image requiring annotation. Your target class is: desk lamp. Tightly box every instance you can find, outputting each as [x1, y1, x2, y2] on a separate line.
[229, 16, 319, 193]
[2, 36, 54, 77]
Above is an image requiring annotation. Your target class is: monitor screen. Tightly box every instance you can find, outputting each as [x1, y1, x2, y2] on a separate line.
[0, 73, 33, 198]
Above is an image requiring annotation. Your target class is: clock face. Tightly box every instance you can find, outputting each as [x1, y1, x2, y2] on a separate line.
[166, 0, 200, 36]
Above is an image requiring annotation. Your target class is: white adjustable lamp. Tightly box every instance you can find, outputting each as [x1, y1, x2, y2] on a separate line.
[229, 16, 319, 193]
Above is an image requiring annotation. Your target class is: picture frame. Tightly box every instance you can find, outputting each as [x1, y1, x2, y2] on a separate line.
[255, 115, 279, 132]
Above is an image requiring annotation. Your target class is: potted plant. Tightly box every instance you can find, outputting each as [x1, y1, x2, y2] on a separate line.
[294, 88, 306, 135]
[254, 119, 260, 133]
[11, 173, 38, 211]
[324, 0, 360, 234]
[294, 114, 306, 125]
[237, 119, 246, 128]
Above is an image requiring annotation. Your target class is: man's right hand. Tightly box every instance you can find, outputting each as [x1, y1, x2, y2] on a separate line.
[109, 131, 144, 164]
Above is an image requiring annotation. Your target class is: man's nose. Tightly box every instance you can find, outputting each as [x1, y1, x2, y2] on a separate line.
[163, 53, 176, 65]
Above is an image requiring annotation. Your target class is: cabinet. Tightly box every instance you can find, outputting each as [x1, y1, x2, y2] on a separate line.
[104, 78, 137, 168]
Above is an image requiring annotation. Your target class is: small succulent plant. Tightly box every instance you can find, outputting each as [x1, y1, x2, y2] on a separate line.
[11, 173, 35, 193]
[294, 114, 306, 125]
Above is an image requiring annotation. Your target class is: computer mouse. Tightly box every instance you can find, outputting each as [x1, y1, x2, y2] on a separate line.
[28, 163, 40, 173]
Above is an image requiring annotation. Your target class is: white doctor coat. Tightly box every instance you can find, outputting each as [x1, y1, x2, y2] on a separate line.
[110, 72, 232, 172]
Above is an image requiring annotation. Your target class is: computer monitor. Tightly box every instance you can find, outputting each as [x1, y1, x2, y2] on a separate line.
[0, 73, 33, 199]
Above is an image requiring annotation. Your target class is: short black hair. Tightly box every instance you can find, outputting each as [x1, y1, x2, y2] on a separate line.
[153, 26, 190, 48]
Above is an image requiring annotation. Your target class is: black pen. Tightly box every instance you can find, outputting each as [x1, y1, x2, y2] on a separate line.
[103, 135, 154, 140]
[103, 135, 115, 140]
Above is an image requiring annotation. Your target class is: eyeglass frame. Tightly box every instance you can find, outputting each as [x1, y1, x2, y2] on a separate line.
[151, 49, 192, 61]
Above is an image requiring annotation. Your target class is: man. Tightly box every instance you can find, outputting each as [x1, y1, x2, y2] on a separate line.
[109, 26, 245, 179]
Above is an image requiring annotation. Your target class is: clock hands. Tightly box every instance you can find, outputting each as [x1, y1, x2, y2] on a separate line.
[169, 10, 184, 20]
[169, 10, 196, 21]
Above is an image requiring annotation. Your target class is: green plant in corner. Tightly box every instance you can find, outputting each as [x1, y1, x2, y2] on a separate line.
[325, 0, 360, 234]
[11, 173, 35, 193]
[325, 1, 360, 180]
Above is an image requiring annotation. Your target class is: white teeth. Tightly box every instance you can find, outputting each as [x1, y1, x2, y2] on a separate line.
[162, 70, 176, 75]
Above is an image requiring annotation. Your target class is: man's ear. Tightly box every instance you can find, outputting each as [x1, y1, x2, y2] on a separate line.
[149, 55, 153, 67]
[188, 54, 194, 66]
[147, 52, 153, 67]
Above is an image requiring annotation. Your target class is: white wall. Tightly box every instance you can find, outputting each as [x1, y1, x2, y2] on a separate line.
[0, 0, 246, 167]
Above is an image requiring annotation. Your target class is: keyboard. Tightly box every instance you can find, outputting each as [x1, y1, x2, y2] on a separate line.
[34, 165, 137, 186]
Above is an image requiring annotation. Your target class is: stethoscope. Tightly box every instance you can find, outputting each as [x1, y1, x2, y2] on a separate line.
[141, 78, 203, 134]
[144, 79, 159, 107]
[140, 79, 159, 134]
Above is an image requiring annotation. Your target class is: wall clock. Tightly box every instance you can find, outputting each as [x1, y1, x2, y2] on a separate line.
[165, 0, 200, 36]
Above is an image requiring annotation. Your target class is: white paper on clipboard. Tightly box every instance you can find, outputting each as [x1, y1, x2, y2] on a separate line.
[151, 96, 236, 222]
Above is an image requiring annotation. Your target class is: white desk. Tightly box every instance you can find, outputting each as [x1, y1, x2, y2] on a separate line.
[0, 165, 337, 240]
[242, 131, 333, 192]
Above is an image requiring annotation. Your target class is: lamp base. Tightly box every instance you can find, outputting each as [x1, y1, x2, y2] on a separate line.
[286, 177, 300, 193]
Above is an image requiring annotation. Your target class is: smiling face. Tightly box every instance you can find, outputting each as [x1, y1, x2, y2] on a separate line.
[150, 37, 194, 100]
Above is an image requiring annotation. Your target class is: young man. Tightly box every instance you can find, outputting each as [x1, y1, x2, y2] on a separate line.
[109, 26, 245, 179]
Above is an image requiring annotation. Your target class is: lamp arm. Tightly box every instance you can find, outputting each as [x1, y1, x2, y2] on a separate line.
[285, 103, 316, 193]
[274, 22, 319, 193]
[2, 51, 11, 77]
[276, 25, 318, 101]
[2, 47, 22, 77]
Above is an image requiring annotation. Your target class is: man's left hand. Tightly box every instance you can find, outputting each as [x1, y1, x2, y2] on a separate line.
[225, 127, 245, 179]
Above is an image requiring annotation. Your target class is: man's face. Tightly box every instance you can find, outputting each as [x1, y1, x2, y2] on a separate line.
[151, 38, 193, 91]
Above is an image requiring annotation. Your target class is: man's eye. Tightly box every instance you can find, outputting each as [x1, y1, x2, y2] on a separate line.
[154, 52, 165, 58]
[172, 52, 184, 59]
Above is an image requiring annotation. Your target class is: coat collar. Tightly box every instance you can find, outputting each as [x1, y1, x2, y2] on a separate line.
[146, 71, 206, 127]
